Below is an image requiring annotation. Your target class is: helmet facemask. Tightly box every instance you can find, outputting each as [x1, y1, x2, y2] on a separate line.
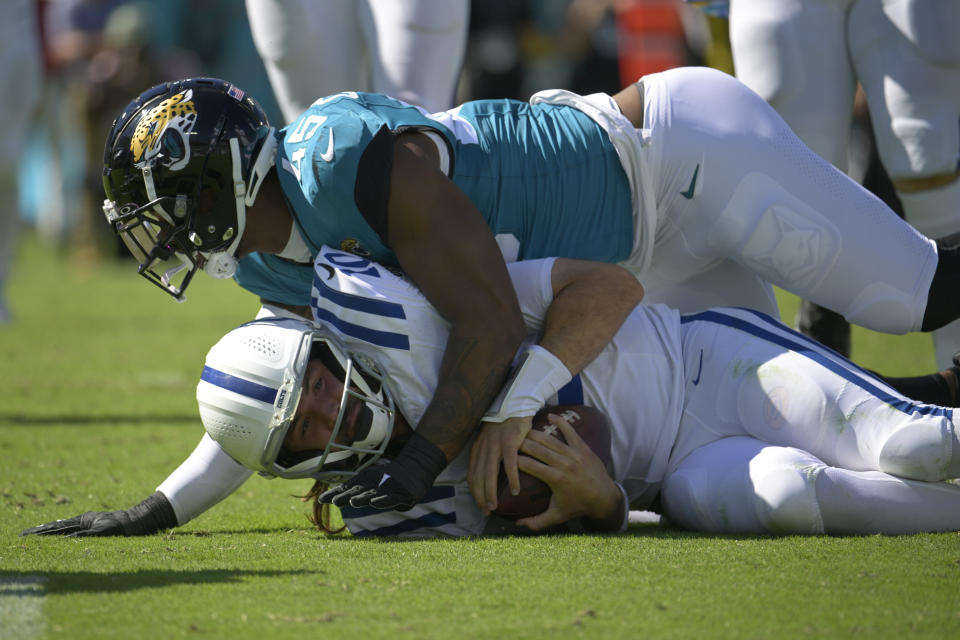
[102, 194, 200, 300]
[102, 78, 277, 301]
[197, 319, 397, 482]
[275, 342, 395, 481]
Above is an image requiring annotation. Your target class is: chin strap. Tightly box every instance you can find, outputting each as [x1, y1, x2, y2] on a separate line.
[202, 129, 278, 279]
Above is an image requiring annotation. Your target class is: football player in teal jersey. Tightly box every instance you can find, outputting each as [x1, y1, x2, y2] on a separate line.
[101, 69, 960, 511]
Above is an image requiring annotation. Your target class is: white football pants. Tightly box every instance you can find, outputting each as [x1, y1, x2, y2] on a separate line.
[635, 66, 937, 337]
[661, 307, 960, 535]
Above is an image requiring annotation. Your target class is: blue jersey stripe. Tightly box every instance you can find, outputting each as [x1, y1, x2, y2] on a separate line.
[350, 511, 458, 537]
[557, 375, 584, 405]
[200, 366, 277, 404]
[313, 273, 406, 319]
[312, 300, 411, 350]
[731, 306, 880, 380]
[681, 309, 952, 419]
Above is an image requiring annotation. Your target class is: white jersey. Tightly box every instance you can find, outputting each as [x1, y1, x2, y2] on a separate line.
[310, 247, 686, 536]
[315, 248, 960, 537]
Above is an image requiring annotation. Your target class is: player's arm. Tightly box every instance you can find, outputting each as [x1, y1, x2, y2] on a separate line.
[21, 301, 295, 538]
[19, 492, 178, 537]
[469, 259, 644, 513]
[320, 132, 526, 510]
[538, 258, 645, 373]
[390, 136, 526, 460]
[22, 433, 253, 537]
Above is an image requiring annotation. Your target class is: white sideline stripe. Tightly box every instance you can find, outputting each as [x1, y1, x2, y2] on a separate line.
[0, 575, 47, 640]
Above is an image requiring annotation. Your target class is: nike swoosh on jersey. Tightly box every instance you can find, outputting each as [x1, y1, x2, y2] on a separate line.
[691, 349, 704, 385]
[318, 263, 335, 280]
[320, 129, 335, 162]
[680, 163, 700, 199]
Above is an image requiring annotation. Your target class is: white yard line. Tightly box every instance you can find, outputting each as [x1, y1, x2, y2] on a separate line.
[0, 575, 47, 640]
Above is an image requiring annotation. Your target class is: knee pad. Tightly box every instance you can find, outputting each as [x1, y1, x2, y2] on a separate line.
[843, 283, 921, 335]
[749, 447, 825, 535]
[878, 420, 952, 481]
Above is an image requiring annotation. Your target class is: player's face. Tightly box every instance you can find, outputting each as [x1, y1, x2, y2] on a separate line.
[283, 359, 361, 453]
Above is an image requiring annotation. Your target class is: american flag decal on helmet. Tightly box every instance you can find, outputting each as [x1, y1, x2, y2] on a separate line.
[227, 85, 245, 101]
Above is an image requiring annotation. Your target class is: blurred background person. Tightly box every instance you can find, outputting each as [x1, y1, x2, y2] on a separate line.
[245, 0, 470, 120]
[728, 0, 960, 368]
[462, 0, 719, 103]
[20, 0, 280, 265]
[0, 0, 44, 324]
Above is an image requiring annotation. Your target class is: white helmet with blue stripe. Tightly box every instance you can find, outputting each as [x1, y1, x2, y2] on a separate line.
[196, 317, 395, 480]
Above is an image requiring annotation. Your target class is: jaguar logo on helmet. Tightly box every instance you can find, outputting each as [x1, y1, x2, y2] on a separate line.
[130, 89, 198, 171]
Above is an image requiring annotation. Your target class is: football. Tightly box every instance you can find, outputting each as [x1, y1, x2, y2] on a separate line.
[493, 404, 612, 520]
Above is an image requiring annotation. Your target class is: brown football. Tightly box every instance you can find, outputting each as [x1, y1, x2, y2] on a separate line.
[493, 404, 612, 520]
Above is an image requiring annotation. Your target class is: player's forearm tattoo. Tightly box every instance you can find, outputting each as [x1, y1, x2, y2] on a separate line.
[416, 333, 513, 453]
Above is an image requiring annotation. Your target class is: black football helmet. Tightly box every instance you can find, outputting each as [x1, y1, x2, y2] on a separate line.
[102, 77, 278, 300]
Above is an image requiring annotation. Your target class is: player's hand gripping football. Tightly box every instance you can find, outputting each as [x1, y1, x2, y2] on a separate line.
[319, 432, 447, 511]
[513, 413, 621, 532]
[468, 415, 532, 514]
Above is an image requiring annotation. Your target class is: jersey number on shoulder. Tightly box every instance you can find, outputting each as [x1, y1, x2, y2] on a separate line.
[321, 249, 380, 278]
[287, 114, 328, 182]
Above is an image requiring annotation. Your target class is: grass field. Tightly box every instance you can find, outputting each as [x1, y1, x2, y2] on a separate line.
[2, 231, 959, 639]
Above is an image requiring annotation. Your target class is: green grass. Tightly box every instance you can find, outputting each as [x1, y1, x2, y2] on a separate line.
[2, 232, 959, 639]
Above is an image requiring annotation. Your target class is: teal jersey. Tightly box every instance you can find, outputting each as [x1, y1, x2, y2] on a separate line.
[235, 91, 633, 305]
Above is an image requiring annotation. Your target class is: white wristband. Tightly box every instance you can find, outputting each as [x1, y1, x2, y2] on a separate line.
[483, 345, 573, 423]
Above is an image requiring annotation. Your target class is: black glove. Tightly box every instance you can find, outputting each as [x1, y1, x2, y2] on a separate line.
[319, 432, 447, 511]
[19, 492, 178, 537]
